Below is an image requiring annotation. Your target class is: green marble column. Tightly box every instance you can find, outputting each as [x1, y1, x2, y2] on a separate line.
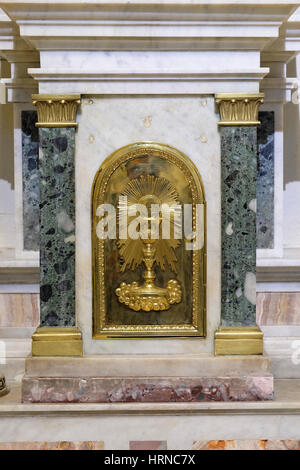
[215, 93, 264, 355]
[221, 126, 257, 326]
[32, 94, 82, 356]
[39, 127, 75, 326]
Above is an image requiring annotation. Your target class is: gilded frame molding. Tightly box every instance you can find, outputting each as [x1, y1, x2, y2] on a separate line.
[91, 142, 206, 338]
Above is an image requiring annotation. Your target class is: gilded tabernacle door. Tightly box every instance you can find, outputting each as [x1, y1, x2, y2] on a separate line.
[91, 142, 206, 338]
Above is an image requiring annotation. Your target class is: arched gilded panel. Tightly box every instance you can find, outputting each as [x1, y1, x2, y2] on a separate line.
[92, 142, 206, 337]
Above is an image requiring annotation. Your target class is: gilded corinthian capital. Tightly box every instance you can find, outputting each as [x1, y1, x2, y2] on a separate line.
[215, 93, 264, 126]
[32, 94, 81, 128]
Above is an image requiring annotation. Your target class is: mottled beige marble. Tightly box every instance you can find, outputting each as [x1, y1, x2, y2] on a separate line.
[0, 441, 104, 450]
[0, 294, 39, 327]
[0, 440, 299, 451]
[257, 292, 300, 325]
[192, 440, 300, 450]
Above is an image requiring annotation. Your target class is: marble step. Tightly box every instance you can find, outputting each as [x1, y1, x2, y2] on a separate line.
[24, 354, 270, 377]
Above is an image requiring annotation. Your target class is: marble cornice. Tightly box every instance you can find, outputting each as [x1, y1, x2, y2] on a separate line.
[1, 1, 298, 21]
[27, 68, 269, 95]
[0, 2, 298, 97]
[0, 1, 298, 52]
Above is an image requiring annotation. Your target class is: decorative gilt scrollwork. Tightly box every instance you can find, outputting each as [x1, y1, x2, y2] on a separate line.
[32, 94, 81, 128]
[215, 93, 264, 126]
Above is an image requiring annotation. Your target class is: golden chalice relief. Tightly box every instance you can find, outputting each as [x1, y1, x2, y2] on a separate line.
[115, 175, 182, 312]
[92, 142, 206, 338]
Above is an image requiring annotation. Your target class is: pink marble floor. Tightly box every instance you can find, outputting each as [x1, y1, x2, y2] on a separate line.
[130, 441, 167, 450]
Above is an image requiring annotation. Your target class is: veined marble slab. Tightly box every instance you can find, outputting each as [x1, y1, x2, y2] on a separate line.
[0, 293, 39, 327]
[257, 292, 300, 325]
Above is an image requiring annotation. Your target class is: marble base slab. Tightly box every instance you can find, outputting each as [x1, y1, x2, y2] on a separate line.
[22, 375, 274, 403]
[22, 355, 274, 403]
[24, 355, 271, 377]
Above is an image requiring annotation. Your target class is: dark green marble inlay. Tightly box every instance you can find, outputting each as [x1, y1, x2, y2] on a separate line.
[39, 128, 75, 327]
[221, 127, 256, 326]
[22, 110, 39, 251]
[257, 111, 275, 249]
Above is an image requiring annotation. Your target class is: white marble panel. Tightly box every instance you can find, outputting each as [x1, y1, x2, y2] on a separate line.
[75, 95, 220, 354]
[34, 46, 266, 95]
[40, 51, 261, 72]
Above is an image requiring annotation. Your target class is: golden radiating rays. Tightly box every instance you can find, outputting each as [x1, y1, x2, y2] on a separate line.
[121, 174, 179, 206]
[117, 175, 182, 274]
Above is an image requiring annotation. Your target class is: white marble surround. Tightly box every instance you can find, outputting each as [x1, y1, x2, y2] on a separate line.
[76, 95, 220, 354]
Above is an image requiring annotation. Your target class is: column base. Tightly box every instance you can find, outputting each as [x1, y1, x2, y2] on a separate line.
[215, 326, 263, 356]
[32, 327, 83, 357]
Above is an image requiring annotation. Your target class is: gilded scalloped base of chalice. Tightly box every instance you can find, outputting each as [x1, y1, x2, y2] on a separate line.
[115, 279, 182, 312]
